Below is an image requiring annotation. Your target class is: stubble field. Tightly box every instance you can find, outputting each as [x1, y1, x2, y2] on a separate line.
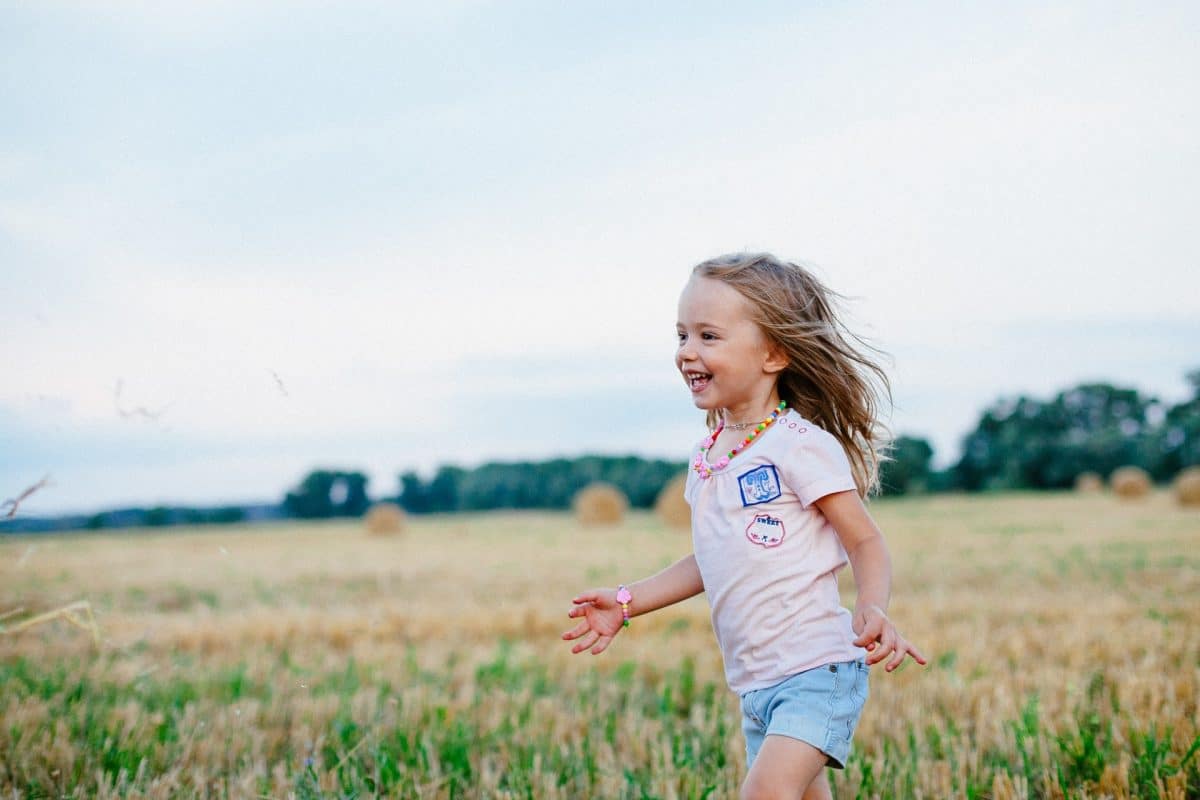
[1, 491, 1198, 799]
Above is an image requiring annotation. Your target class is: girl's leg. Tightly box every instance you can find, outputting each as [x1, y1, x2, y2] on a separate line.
[802, 770, 832, 800]
[740, 735, 831, 800]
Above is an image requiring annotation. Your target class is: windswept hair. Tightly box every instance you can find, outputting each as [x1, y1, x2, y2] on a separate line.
[693, 252, 891, 497]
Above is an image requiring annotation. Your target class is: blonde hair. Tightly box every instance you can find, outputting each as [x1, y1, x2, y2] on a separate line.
[693, 252, 891, 497]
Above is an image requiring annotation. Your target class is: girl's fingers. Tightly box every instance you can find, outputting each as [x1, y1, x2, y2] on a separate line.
[590, 635, 613, 655]
[896, 641, 926, 667]
[853, 617, 883, 648]
[883, 636, 929, 671]
[571, 630, 599, 655]
[572, 590, 602, 606]
[854, 622, 881, 653]
[868, 629, 897, 665]
[561, 620, 590, 641]
[864, 636, 883, 664]
[885, 641, 908, 671]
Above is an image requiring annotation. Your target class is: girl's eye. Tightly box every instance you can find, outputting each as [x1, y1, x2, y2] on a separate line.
[677, 332, 687, 343]
[701, 332, 716, 340]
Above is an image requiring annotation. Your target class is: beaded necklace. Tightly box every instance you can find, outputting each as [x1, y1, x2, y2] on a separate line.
[692, 400, 787, 479]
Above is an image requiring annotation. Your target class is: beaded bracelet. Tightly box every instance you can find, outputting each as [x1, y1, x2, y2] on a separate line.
[616, 585, 632, 628]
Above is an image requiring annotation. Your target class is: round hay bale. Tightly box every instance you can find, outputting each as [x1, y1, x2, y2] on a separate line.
[574, 483, 628, 526]
[1173, 467, 1200, 507]
[655, 473, 691, 529]
[1074, 472, 1104, 493]
[1109, 466, 1152, 499]
[364, 502, 406, 535]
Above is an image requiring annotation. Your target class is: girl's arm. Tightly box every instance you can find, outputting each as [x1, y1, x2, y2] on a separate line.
[815, 490, 927, 672]
[562, 554, 704, 655]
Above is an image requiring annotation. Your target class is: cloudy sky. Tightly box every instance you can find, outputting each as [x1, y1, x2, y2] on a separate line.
[3, 2, 1198, 516]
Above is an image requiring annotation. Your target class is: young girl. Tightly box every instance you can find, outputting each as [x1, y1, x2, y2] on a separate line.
[562, 252, 926, 800]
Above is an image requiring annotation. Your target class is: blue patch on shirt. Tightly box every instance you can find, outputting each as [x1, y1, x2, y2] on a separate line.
[737, 465, 782, 506]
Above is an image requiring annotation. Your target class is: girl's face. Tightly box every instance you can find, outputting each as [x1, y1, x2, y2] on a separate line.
[675, 276, 785, 416]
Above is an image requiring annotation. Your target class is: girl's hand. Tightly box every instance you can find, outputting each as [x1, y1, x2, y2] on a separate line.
[853, 605, 927, 672]
[562, 589, 626, 655]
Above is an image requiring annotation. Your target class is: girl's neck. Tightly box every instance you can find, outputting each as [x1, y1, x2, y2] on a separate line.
[721, 392, 783, 427]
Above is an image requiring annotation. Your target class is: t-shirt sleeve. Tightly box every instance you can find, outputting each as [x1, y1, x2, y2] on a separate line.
[779, 427, 857, 508]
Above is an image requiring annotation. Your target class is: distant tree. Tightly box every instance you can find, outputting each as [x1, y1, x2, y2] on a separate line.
[339, 473, 370, 517]
[926, 468, 960, 493]
[1154, 368, 1200, 477]
[879, 436, 934, 496]
[144, 507, 172, 527]
[208, 506, 246, 525]
[427, 466, 465, 512]
[398, 471, 431, 513]
[955, 383, 1157, 491]
[459, 462, 532, 510]
[285, 470, 336, 517]
[284, 469, 371, 518]
[396, 456, 687, 513]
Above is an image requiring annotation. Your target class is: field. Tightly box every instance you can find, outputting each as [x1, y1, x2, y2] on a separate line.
[1, 492, 1198, 799]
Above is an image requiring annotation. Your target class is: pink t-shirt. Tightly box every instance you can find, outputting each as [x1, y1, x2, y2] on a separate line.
[684, 409, 866, 694]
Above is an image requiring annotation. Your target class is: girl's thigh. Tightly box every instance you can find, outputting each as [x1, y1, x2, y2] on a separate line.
[740, 735, 829, 800]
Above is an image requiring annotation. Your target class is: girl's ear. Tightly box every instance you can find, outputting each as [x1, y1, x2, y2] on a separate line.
[763, 341, 788, 375]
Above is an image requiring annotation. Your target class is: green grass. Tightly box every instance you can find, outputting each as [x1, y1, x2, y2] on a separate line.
[2, 646, 1197, 799]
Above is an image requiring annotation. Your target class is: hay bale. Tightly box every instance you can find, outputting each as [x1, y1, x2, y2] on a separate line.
[1109, 466, 1152, 499]
[655, 473, 691, 529]
[1074, 472, 1104, 493]
[364, 502, 406, 535]
[574, 483, 628, 526]
[1174, 467, 1200, 507]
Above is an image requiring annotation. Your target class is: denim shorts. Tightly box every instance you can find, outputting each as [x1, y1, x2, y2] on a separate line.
[739, 659, 869, 770]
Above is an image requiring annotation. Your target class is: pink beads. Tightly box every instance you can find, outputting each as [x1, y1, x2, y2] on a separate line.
[692, 400, 787, 479]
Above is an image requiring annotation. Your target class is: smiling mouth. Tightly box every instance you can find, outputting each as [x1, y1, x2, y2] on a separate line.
[685, 371, 712, 392]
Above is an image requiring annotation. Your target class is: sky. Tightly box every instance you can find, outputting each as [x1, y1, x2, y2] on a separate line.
[2, 1, 1198, 516]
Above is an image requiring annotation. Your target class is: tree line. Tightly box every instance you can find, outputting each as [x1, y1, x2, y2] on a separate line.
[392, 456, 684, 515]
[283, 372, 1200, 512]
[952, 372, 1199, 491]
[4, 372, 1196, 532]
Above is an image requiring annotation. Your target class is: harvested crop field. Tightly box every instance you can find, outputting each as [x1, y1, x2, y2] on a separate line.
[2, 492, 1198, 798]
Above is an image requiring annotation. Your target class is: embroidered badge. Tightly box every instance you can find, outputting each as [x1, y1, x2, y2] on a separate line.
[745, 513, 786, 548]
[738, 465, 782, 506]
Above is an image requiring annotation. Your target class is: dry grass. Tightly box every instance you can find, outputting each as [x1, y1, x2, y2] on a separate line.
[1, 493, 1198, 798]
[0, 600, 100, 648]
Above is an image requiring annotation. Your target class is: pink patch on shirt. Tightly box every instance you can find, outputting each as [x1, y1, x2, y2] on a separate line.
[745, 513, 786, 548]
